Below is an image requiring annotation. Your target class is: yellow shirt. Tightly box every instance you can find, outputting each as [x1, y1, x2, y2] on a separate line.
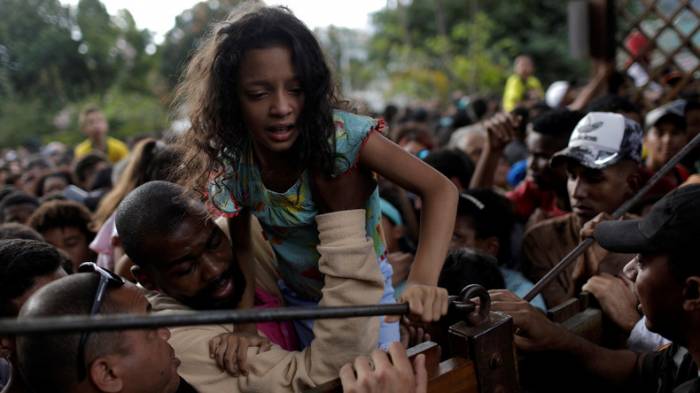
[502, 74, 543, 112]
[74, 136, 129, 163]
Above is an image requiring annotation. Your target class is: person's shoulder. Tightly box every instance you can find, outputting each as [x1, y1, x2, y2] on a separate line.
[332, 110, 384, 175]
[525, 212, 573, 235]
[74, 139, 92, 154]
[333, 110, 382, 139]
[107, 136, 128, 149]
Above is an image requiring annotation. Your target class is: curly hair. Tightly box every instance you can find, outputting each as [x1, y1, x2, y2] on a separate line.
[175, 2, 341, 192]
[93, 139, 183, 227]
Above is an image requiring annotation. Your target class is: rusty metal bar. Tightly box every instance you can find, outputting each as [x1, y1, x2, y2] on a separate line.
[0, 303, 411, 335]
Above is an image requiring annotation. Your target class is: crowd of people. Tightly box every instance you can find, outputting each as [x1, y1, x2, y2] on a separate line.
[1, 3, 700, 393]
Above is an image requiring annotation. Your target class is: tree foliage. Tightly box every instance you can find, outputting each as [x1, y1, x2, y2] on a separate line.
[368, 0, 587, 102]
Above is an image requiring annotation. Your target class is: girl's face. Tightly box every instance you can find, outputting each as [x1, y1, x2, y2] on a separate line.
[238, 46, 304, 158]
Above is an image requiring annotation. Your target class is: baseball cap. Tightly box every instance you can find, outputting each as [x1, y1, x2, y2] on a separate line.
[644, 99, 686, 130]
[551, 112, 643, 170]
[545, 81, 570, 108]
[594, 184, 700, 254]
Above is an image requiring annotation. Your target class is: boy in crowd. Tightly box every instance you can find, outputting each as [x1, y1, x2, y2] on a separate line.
[74, 106, 129, 164]
[523, 112, 643, 307]
[28, 200, 96, 272]
[451, 190, 546, 310]
[0, 239, 67, 393]
[502, 55, 544, 112]
[492, 184, 700, 393]
[0, 192, 39, 225]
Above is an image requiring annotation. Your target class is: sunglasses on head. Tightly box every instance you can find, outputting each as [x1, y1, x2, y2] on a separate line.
[76, 262, 125, 381]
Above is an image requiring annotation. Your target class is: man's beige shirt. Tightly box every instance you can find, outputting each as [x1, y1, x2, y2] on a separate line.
[145, 210, 384, 393]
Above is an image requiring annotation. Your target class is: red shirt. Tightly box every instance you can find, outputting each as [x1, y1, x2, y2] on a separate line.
[506, 179, 567, 221]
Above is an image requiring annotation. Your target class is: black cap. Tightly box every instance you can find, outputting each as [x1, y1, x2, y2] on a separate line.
[594, 184, 700, 254]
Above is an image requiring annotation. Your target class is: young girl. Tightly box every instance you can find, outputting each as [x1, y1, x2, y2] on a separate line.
[177, 3, 457, 348]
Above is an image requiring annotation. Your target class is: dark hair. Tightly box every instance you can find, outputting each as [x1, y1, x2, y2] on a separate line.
[424, 149, 474, 189]
[0, 223, 44, 241]
[587, 94, 641, 116]
[94, 139, 183, 227]
[73, 152, 107, 186]
[0, 239, 63, 316]
[35, 171, 73, 197]
[16, 274, 128, 393]
[667, 247, 700, 284]
[457, 189, 516, 264]
[116, 181, 200, 265]
[28, 200, 95, 242]
[0, 191, 39, 222]
[0, 186, 17, 203]
[530, 109, 585, 139]
[438, 248, 505, 295]
[176, 4, 341, 192]
[392, 122, 435, 149]
[685, 98, 700, 114]
[25, 156, 52, 172]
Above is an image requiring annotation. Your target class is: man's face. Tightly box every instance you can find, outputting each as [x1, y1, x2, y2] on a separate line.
[451, 216, 477, 251]
[566, 161, 635, 223]
[139, 211, 244, 311]
[645, 120, 688, 170]
[18, 167, 46, 196]
[450, 216, 494, 257]
[107, 285, 181, 393]
[41, 227, 92, 270]
[515, 56, 534, 78]
[624, 254, 684, 340]
[42, 175, 69, 196]
[82, 111, 108, 141]
[526, 130, 568, 189]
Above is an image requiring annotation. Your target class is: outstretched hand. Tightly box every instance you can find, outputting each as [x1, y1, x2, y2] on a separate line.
[340, 342, 427, 393]
[208, 332, 272, 376]
[388, 283, 448, 323]
[483, 112, 521, 152]
[489, 289, 566, 352]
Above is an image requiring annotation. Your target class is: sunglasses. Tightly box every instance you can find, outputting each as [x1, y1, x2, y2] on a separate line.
[76, 262, 125, 381]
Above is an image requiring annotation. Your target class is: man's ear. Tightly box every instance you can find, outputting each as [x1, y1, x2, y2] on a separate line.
[131, 265, 155, 290]
[682, 276, 700, 312]
[89, 357, 123, 393]
[627, 168, 644, 193]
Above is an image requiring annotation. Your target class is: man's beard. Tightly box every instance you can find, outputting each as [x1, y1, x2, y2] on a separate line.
[180, 262, 246, 311]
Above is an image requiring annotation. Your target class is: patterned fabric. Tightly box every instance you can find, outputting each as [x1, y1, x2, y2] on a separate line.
[209, 110, 388, 301]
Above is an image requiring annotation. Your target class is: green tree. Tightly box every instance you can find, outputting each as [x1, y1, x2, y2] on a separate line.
[158, 0, 244, 89]
[368, 0, 588, 101]
[0, 0, 90, 103]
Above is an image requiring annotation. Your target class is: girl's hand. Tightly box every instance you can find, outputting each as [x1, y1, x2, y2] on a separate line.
[389, 283, 448, 323]
[208, 332, 272, 376]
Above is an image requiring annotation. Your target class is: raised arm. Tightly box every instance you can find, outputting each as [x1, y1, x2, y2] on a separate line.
[490, 289, 639, 385]
[469, 112, 519, 189]
[360, 132, 457, 321]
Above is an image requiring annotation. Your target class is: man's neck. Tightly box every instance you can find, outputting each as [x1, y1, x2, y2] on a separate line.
[90, 136, 106, 152]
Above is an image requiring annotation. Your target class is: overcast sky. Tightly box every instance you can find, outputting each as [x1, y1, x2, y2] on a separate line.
[60, 0, 387, 43]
